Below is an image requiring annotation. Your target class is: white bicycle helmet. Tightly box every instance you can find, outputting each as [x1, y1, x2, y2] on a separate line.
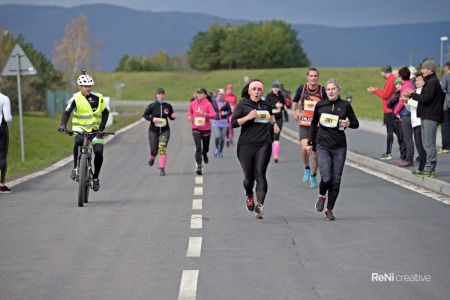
[77, 74, 95, 86]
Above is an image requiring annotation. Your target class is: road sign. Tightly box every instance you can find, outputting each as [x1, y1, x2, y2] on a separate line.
[1, 44, 37, 76]
[1, 44, 37, 162]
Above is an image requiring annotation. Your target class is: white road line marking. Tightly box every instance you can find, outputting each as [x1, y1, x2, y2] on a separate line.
[192, 199, 202, 210]
[195, 176, 203, 185]
[194, 187, 203, 196]
[178, 270, 199, 300]
[191, 214, 202, 229]
[186, 237, 202, 257]
[281, 129, 450, 204]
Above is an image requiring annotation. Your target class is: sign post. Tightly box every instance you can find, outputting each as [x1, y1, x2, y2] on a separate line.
[1, 44, 37, 162]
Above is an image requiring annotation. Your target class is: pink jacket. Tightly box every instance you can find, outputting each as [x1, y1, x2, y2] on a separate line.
[394, 80, 415, 115]
[188, 98, 215, 130]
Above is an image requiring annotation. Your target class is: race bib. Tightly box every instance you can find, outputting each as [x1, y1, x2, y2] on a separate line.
[272, 108, 281, 114]
[319, 113, 339, 128]
[254, 110, 270, 123]
[153, 117, 167, 127]
[194, 117, 206, 126]
[304, 100, 317, 111]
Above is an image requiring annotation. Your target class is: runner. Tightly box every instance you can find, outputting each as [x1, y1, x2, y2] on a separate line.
[306, 78, 359, 221]
[188, 88, 215, 175]
[231, 79, 280, 219]
[224, 84, 237, 147]
[265, 82, 286, 162]
[212, 89, 232, 158]
[292, 68, 327, 188]
[143, 88, 176, 176]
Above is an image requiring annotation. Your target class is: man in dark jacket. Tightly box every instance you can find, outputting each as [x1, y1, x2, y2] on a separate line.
[403, 60, 444, 177]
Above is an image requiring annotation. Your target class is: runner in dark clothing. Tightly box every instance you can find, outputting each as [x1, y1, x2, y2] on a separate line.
[307, 78, 359, 221]
[232, 79, 280, 219]
[143, 88, 176, 176]
[265, 82, 286, 163]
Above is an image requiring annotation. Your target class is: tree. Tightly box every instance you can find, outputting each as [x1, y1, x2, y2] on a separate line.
[53, 14, 100, 86]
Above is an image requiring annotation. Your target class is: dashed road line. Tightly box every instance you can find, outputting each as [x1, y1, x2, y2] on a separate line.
[195, 176, 203, 185]
[194, 187, 203, 196]
[178, 270, 199, 300]
[192, 199, 202, 210]
[190, 214, 203, 229]
[186, 237, 202, 257]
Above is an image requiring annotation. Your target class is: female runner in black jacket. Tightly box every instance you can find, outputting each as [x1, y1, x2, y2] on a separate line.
[231, 80, 280, 219]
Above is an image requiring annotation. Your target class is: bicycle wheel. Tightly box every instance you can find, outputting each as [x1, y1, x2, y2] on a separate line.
[78, 153, 88, 207]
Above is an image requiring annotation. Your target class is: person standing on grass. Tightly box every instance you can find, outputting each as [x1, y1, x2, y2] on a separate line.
[0, 77, 13, 193]
[143, 88, 176, 176]
[232, 79, 280, 219]
[367, 64, 397, 160]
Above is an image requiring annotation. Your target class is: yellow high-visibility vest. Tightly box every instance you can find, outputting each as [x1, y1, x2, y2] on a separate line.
[72, 91, 106, 132]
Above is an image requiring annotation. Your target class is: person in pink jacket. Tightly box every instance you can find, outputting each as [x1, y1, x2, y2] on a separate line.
[188, 88, 215, 175]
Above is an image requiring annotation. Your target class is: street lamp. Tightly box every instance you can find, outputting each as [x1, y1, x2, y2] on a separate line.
[440, 36, 448, 73]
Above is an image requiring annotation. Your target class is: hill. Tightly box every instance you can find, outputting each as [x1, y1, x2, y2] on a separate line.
[0, 4, 449, 71]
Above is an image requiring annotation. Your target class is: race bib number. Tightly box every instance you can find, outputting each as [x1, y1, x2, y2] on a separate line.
[153, 117, 167, 127]
[254, 110, 270, 123]
[304, 100, 317, 111]
[319, 113, 339, 128]
[194, 117, 206, 126]
[272, 108, 281, 114]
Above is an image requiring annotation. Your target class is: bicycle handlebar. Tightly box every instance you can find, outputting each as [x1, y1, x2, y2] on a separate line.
[64, 131, 115, 137]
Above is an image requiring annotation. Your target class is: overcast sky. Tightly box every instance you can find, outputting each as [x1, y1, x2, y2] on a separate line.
[1, 0, 449, 27]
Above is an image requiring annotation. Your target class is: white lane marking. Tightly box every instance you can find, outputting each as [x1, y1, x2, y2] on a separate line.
[7, 118, 146, 188]
[195, 176, 203, 185]
[192, 199, 202, 210]
[281, 129, 450, 204]
[191, 214, 203, 229]
[194, 187, 203, 196]
[178, 270, 199, 300]
[186, 237, 202, 257]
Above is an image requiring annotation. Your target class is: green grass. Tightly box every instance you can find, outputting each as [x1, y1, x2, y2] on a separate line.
[91, 67, 388, 120]
[7, 107, 143, 181]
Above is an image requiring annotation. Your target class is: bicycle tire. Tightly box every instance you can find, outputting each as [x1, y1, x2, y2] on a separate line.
[78, 153, 88, 207]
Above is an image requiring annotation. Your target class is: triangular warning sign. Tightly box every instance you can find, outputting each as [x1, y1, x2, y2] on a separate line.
[1, 44, 37, 76]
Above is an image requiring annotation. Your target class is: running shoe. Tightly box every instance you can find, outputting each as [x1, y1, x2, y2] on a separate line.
[203, 153, 209, 164]
[160, 168, 166, 176]
[70, 169, 77, 181]
[148, 158, 155, 167]
[255, 202, 264, 219]
[380, 153, 393, 160]
[218, 151, 223, 158]
[246, 196, 255, 212]
[416, 171, 436, 178]
[315, 195, 326, 212]
[196, 167, 203, 175]
[213, 149, 219, 157]
[412, 170, 422, 175]
[400, 161, 413, 167]
[437, 148, 449, 154]
[325, 210, 335, 221]
[230, 140, 235, 147]
[394, 157, 404, 164]
[93, 179, 100, 192]
[0, 185, 12, 193]
[310, 174, 318, 188]
[302, 168, 311, 182]
[226, 140, 230, 147]
[273, 157, 279, 163]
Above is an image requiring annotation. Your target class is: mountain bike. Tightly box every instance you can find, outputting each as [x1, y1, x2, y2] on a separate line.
[65, 131, 115, 207]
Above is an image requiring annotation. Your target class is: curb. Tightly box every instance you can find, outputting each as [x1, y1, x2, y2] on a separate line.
[281, 126, 450, 198]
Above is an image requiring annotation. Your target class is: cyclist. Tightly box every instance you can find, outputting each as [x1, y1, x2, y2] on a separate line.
[143, 88, 176, 176]
[292, 68, 327, 188]
[58, 70, 109, 192]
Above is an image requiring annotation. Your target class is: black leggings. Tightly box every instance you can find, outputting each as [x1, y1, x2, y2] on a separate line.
[237, 143, 272, 205]
[149, 129, 170, 156]
[384, 113, 394, 154]
[0, 126, 9, 183]
[192, 129, 211, 165]
[271, 117, 283, 141]
[73, 135, 104, 179]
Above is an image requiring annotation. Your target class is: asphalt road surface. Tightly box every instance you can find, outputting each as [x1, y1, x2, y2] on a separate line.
[1, 117, 449, 300]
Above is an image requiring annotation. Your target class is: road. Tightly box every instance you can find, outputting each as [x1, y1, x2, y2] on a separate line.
[1, 116, 449, 300]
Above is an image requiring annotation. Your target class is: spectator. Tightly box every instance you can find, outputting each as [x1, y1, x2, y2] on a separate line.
[394, 67, 415, 167]
[403, 60, 444, 178]
[438, 61, 450, 154]
[387, 78, 406, 163]
[367, 65, 397, 160]
[0, 77, 13, 193]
